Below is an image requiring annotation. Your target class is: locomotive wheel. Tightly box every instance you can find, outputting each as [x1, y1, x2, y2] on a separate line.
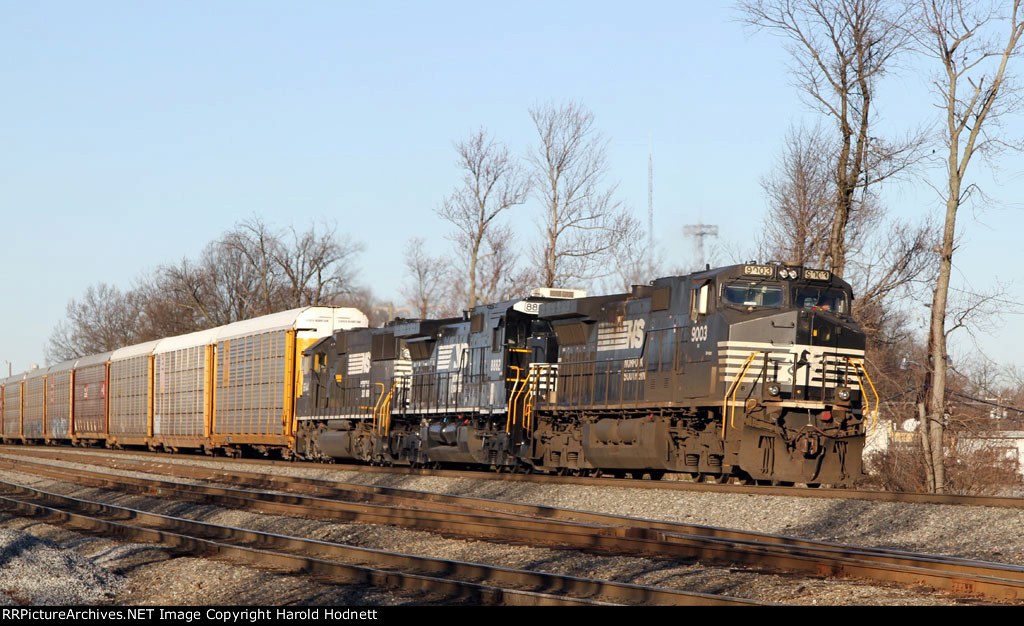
[806, 483, 821, 488]
[648, 471, 665, 481]
[735, 471, 756, 486]
[713, 473, 732, 484]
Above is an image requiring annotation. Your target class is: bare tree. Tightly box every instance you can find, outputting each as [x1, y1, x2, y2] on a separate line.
[273, 220, 364, 309]
[400, 237, 452, 318]
[45, 283, 146, 363]
[219, 216, 283, 316]
[740, 0, 926, 277]
[48, 216, 368, 359]
[757, 124, 935, 335]
[605, 224, 663, 293]
[437, 129, 529, 309]
[908, 0, 1024, 493]
[478, 223, 541, 303]
[758, 125, 837, 266]
[528, 101, 641, 288]
[846, 216, 936, 333]
[148, 256, 225, 329]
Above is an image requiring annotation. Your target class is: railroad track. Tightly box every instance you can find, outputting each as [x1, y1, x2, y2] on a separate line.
[3, 443, 1020, 509]
[0, 457, 762, 606]
[3, 447, 1024, 603]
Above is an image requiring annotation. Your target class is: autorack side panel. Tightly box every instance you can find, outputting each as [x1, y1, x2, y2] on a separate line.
[109, 340, 160, 445]
[72, 352, 112, 441]
[152, 329, 219, 449]
[214, 328, 290, 443]
[22, 368, 46, 440]
[44, 360, 76, 440]
[2, 375, 25, 439]
[212, 306, 370, 445]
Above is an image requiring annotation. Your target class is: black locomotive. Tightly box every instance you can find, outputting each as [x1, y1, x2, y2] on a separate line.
[296, 263, 873, 485]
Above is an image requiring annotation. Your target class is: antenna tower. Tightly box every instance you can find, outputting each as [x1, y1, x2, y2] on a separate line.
[683, 223, 719, 269]
[648, 137, 654, 278]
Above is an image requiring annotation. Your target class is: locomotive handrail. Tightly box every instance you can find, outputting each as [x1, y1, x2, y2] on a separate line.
[722, 351, 765, 437]
[545, 356, 646, 409]
[522, 364, 553, 431]
[514, 364, 550, 433]
[378, 378, 403, 436]
[505, 366, 523, 434]
[510, 367, 534, 431]
[846, 358, 880, 436]
[371, 382, 386, 433]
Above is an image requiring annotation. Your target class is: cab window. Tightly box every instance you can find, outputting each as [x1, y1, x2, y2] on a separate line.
[722, 283, 783, 307]
[794, 287, 848, 314]
[690, 280, 714, 321]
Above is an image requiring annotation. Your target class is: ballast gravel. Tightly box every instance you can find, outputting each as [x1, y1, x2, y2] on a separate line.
[1, 452, 1023, 606]
[0, 529, 123, 605]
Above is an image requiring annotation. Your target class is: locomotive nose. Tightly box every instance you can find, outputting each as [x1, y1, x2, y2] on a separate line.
[801, 310, 864, 351]
[810, 312, 837, 345]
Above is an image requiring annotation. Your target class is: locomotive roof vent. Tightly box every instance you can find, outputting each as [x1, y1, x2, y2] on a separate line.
[530, 287, 587, 299]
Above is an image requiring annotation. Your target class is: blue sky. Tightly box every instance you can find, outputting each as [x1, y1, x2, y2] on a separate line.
[1, 1, 1022, 375]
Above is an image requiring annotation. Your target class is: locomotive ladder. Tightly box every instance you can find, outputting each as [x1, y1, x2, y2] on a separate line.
[505, 366, 525, 434]
[845, 358, 880, 436]
[372, 379, 402, 436]
[721, 351, 767, 437]
[505, 364, 555, 435]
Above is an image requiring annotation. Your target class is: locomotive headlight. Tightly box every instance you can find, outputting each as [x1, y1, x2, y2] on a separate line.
[767, 383, 781, 397]
[836, 387, 852, 403]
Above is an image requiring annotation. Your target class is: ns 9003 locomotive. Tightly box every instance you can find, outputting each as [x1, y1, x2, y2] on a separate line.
[296, 263, 875, 486]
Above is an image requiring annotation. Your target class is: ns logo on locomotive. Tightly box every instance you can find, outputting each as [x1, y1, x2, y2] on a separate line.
[297, 263, 875, 486]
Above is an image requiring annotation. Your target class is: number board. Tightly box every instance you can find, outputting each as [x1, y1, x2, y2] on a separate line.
[742, 264, 775, 278]
[803, 269, 831, 281]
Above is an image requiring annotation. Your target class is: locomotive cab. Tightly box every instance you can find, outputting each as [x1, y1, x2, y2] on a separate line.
[714, 264, 867, 484]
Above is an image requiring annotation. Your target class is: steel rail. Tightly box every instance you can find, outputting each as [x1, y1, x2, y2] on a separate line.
[8, 448, 1024, 575]
[4, 443, 1021, 509]
[0, 480, 761, 607]
[5, 451, 1024, 602]
[0, 457, 645, 546]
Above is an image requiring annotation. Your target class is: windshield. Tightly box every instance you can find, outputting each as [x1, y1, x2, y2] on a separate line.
[722, 283, 784, 307]
[794, 287, 848, 314]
